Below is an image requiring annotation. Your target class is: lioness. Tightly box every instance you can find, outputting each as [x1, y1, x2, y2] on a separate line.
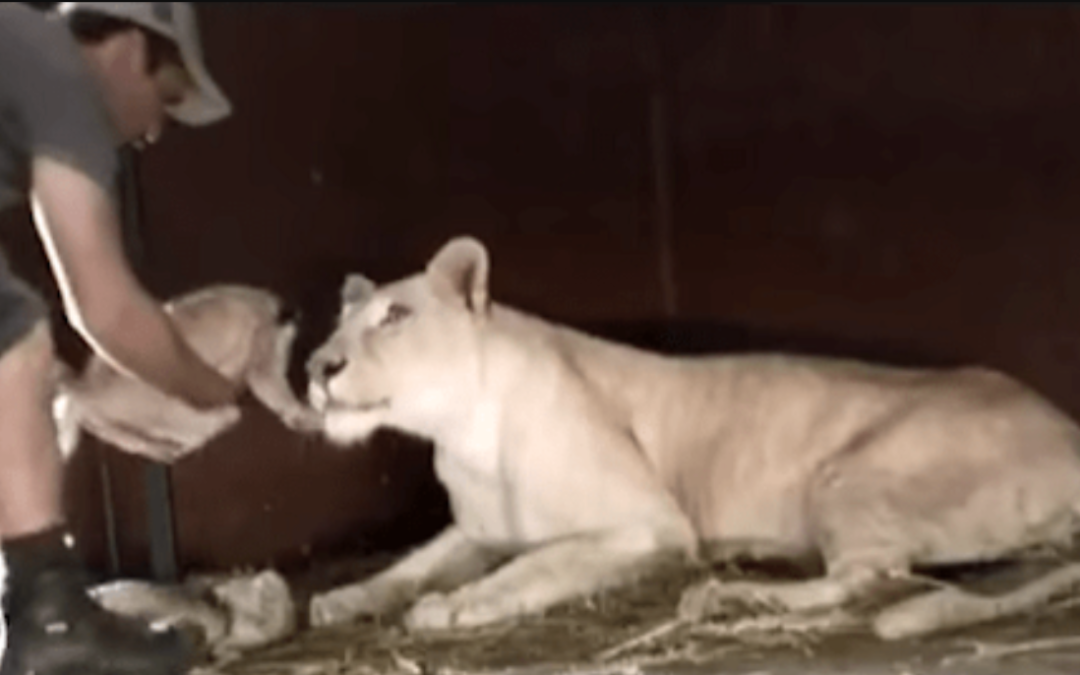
[304, 236, 1080, 640]
[53, 284, 322, 463]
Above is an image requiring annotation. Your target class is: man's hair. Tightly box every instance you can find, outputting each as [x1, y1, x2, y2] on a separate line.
[64, 10, 183, 74]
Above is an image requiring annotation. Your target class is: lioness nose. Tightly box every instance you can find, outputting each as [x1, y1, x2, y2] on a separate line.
[310, 355, 347, 382]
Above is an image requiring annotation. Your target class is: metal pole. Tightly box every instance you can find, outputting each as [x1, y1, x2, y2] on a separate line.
[635, 6, 679, 319]
[97, 448, 121, 576]
[117, 147, 180, 583]
[648, 81, 678, 319]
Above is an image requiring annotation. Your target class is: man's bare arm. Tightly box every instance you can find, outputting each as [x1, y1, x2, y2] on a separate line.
[29, 155, 239, 410]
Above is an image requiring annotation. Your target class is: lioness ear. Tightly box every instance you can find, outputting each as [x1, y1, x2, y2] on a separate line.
[341, 274, 376, 306]
[425, 236, 490, 314]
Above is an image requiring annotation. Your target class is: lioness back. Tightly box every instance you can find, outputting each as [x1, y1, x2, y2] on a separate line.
[536, 315, 1080, 553]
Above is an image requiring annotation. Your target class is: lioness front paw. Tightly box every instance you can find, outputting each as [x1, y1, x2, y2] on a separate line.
[403, 592, 517, 633]
[402, 593, 455, 632]
[309, 593, 350, 628]
[308, 583, 405, 628]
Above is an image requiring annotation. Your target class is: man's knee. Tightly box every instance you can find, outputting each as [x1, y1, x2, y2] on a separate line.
[0, 272, 52, 377]
[0, 321, 56, 388]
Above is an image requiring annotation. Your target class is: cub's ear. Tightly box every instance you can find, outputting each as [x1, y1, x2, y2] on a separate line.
[341, 274, 376, 306]
[425, 236, 490, 314]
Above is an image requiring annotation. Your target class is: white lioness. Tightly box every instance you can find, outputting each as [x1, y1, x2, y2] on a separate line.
[304, 236, 1080, 640]
[53, 284, 322, 463]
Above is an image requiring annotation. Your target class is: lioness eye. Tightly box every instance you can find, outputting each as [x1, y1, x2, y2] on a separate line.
[381, 303, 412, 326]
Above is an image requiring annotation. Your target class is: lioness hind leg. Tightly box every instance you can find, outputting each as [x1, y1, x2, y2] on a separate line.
[677, 557, 902, 623]
[873, 562, 1080, 640]
[680, 448, 938, 623]
[680, 420, 1080, 639]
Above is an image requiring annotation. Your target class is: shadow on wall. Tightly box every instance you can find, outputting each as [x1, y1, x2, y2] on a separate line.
[580, 317, 963, 369]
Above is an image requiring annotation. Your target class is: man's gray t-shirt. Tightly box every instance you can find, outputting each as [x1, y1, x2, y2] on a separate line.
[0, 3, 119, 355]
[0, 2, 119, 215]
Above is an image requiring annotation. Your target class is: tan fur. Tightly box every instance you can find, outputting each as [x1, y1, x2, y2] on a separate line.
[304, 236, 1080, 640]
[53, 285, 321, 463]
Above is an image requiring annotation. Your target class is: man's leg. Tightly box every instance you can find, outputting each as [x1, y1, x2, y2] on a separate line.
[0, 267, 195, 675]
[0, 321, 65, 540]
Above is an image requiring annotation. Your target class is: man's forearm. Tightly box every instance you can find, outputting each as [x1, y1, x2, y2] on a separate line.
[79, 295, 239, 410]
[28, 156, 239, 411]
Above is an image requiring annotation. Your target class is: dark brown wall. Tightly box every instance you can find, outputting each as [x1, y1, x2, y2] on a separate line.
[8, 4, 1080, 576]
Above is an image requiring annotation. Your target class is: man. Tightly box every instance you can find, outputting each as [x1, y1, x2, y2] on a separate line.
[0, 2, 246, 673]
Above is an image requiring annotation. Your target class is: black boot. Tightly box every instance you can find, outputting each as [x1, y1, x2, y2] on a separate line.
[1, 526, 197, 675]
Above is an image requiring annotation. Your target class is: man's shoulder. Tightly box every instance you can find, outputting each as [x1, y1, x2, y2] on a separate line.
[0, 2, 119, 207]
[0, 3, 86, 79]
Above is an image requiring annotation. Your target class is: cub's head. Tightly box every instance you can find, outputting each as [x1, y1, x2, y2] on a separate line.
[306, 236, 492, 446]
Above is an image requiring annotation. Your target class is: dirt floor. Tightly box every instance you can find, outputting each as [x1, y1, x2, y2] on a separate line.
[199, 553, 1080, 675]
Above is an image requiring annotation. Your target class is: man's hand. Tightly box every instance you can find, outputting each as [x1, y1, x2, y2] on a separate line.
[76, 396, 243, 464]
[29, 155, 240, 410]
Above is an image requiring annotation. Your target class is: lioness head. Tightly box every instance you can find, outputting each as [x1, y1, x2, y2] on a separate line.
[306, 236, 492, 445]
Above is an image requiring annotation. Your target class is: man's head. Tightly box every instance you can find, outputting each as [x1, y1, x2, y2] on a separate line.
[56, 2, 232, 146]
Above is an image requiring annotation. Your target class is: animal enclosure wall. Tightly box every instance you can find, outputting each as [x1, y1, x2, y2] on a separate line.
[4, 3, 1080, 578]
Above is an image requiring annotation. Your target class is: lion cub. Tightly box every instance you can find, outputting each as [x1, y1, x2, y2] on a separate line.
[54, 284, 321, 463]
[305, 236, 1080, 640]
